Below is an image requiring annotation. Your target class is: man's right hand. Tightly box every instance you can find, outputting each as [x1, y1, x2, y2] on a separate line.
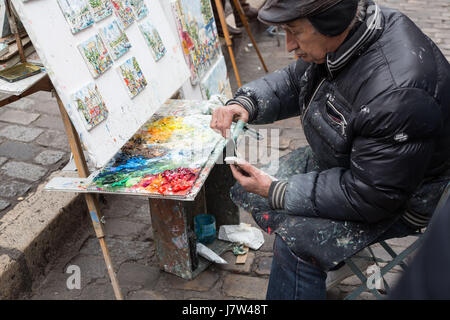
[210, 104, 250, 138]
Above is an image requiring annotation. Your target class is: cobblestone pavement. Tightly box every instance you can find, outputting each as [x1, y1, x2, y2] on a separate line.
[22, 0, 449, 300]
[0, 92, 71, 219]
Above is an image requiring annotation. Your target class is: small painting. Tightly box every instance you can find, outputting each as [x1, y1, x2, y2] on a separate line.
[200, 56, 233, 100]
[130, 0, 148, 20]
[88, 0, 113, 22]
[72, 83, 109, 131]
[117, 57, 147, 98]
[78, 34, 114, 78]
[57, 0, 94, 34]
[101, 20, 132, 61]
[139, 20, 166, 62]
[110, 0, 135, 29]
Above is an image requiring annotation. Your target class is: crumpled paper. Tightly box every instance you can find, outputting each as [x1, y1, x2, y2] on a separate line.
[218, 223, 264, 250]
[196, 243, 228, 264]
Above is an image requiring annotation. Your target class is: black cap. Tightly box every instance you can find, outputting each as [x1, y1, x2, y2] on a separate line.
[258, 0, 359, 36]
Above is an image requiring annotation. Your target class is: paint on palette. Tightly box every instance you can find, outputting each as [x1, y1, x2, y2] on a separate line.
[101, 20, 132, 61]
[72, 82, 108, 131]
[200, 55, 233, 100]
[117, 56, 147, 98]
[111, 0, 135, 29]
[130, 0, 148, 20]
[139, 20, 166, 62]
[78, 34, 114, 78]
[172, 0, 221, 84]
[88, 0, 113, 22]
[57, 0, 94, 34]
[92, 111, 222, 196]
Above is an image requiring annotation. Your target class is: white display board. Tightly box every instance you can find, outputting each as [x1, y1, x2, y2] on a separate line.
[11, 0, 190, 167]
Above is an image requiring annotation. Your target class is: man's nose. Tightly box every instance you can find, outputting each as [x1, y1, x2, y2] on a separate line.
[285, 31, 298, 52]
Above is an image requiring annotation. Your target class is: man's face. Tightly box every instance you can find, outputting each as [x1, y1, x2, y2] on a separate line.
[282, 19, 336, 64]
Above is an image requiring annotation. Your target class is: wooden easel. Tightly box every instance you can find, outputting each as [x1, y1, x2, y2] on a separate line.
[1, 0, 124, 300]
[214, 0, 268, 87]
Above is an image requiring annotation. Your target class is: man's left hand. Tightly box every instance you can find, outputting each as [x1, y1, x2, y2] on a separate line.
[229, 159, 273, 198]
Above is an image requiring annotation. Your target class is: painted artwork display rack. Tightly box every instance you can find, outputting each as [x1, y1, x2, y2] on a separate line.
[2, 0, 244, 300]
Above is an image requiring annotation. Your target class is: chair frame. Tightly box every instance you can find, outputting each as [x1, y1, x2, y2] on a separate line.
[343, 182, 450, 300]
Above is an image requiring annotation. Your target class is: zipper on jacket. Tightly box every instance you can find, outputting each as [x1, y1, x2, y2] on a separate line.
[302, 78, 326, 124]
[326, 98, 348, 136]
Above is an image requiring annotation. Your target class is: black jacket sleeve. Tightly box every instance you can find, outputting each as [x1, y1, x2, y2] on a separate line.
[226, 59, 310, 124]
[276, 88, 443, 223]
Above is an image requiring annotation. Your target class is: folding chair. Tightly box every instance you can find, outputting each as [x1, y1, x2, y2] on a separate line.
[342, 182, 450, 300]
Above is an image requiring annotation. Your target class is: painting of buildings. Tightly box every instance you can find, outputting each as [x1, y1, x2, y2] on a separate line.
[172, 0, 221, 84]
[139, 20, 166, 62]
[101, 20, 132, 61]
[200, 56, 232, 100]
[117, 56, 147, 98]
[88, 0, 113, 22]
[57, 0, 94, 34]
[130, 0, 148, 20]
[78, 34, 114, 78]
[110, 0, 135, 29]
[72, 83, 109, 131]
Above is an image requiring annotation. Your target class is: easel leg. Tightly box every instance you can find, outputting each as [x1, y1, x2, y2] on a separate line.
[55, 92, 123, 300]
[231, 0, 269, 73]
[5, 0, 25, 63]
[214, 0, 242, 87]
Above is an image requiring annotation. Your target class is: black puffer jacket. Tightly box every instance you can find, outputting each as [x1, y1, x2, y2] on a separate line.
[228, 2, 450, 227]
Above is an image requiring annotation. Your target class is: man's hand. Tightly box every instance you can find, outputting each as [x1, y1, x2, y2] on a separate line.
[229, 159, 273, 198]
[210, 104, 249, 138]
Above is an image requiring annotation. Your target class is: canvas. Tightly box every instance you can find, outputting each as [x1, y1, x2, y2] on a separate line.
[117, 56, 147, 98]
[130, 0, 148, 20]
[57, 0, 94, 34]
[139, 20, 166, 62]
[200, 56, 233, 100]
[72, 82, 109, 131]
[78, 34, 114, 78]
[111, 0, 135, 29]
[88, 0, 112, 22]
[172, 0, 221, 84]
[101, 20, 132, 61]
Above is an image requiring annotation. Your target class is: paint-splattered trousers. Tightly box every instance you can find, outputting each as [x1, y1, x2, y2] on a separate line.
[267, 216, 417, 300]
[230, 146, 419, 271]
